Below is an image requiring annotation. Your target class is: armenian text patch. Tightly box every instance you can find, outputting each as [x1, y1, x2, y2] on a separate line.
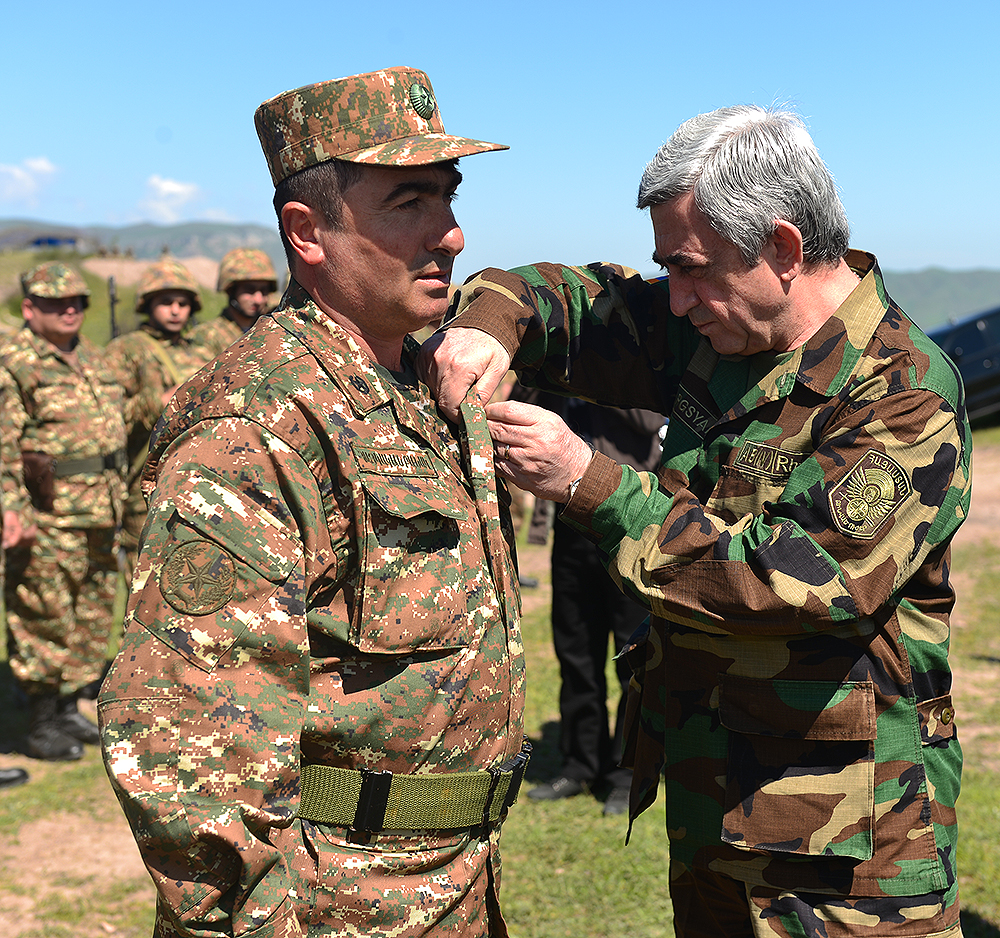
[829, 450, 911, 539]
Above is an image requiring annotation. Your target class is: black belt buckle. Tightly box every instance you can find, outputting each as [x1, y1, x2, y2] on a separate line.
[352, 768, 392, 833]
[502, 740, 532, 811]
[104, 449, 127, 472]
[483, 740, 532, 827]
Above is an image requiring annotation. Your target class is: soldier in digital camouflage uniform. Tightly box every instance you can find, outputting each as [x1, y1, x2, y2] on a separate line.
[0, 390, 32, 789]
[1, 261, 127, 761]
[423, 106, 970, 937]
[189, 247, 279, 360]
[104, 258, 209, 584]
[99, 67, 527, 938]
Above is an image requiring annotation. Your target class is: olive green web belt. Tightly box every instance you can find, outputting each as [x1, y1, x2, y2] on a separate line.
[298, 741, 531, 832]
[54, 448, 128, 477]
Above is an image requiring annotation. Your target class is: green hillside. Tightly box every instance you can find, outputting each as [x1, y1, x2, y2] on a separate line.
[3, 219, 998, 335]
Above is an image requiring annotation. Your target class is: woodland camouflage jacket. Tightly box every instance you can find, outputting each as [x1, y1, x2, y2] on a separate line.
[99, 282, 525, 937]
[0, 327, 126, 529]
[447, 251, 970, 900]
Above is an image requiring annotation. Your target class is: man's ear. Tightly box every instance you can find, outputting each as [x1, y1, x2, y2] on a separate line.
[21, 297, 34, 324]
[771, 220, 804, 282]
[281, 202, 326, 268]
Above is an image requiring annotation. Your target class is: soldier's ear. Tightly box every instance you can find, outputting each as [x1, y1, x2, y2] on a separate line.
[281, 202, 326, 268]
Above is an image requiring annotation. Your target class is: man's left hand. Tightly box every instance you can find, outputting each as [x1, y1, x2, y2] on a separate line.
[486, 401, 594, 502]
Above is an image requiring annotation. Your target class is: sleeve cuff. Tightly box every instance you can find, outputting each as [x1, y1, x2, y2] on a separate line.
[559, 451, 622, 541]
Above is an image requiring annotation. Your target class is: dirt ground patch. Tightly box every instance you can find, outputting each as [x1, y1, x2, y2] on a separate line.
[82, 255, 219, 290]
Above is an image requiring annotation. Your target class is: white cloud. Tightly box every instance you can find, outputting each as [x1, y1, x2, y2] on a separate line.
[201, 207, 237, 222]
[140, 174, 200, 223]
[0, 156, 57, 204]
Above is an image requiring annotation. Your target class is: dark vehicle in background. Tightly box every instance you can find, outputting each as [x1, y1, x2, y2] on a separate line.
[927, 305, 1000, 424]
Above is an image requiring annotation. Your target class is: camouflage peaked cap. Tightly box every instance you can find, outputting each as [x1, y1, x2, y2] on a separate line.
[21, 261, 90, 299]
[217, 248, 278, 293]
[255, 66, 508, 186]
[135, 258, 202, 313]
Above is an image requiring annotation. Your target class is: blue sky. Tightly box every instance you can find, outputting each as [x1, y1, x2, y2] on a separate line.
[2, 0, 997, 282]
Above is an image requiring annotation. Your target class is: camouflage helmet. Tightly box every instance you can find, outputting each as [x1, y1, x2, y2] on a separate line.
[216, 248, 278, 294]
[255, 66, 508, 186]
[21, 261, 90, 301]
[135, 258, 202, 314]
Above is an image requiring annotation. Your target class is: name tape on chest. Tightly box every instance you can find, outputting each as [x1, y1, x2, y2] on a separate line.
[734, 440, 805, 482]
[671, 387, 716, 438]
[353, 445, 437, 477]
[828, 449, 911, 539]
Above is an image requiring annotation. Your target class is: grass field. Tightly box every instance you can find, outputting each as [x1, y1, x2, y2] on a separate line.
[1, 432, 999, 936]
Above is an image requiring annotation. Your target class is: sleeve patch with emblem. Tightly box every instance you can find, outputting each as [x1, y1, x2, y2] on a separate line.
[828, 450, 912, 539]
[160, 540, 237, 615]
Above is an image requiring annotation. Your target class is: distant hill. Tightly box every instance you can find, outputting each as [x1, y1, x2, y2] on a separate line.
[0, 218, 283, 273]
[880, 268, 1000, 332]
[2, 218, 997, 332]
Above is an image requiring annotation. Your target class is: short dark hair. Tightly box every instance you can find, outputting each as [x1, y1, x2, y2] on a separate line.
[272, 159, 365, 269]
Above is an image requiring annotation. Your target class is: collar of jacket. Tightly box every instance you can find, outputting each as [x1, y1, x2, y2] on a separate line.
[743, 250, 888, 406]
[18, 324, 84, 361]
[271, 279, 437, 425]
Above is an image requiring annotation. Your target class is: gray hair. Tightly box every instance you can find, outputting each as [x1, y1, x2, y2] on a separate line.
[637, 105, 850, 267]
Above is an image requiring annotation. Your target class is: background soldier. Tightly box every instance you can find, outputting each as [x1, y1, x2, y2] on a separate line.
[100, 67, 526, 937]
[104, 257, 209, 583]
[0, 387, 31, 789]
[0, 261, 126, 761]
[189, 246, 279, 359]
[424, 105, 970, 937]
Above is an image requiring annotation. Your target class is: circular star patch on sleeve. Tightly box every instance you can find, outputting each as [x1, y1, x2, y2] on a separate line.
[828, 450, 912, 539]
[160, 540, 237, 616]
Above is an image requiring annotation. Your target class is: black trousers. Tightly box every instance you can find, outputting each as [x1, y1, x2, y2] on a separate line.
[550, 520, 648, 788]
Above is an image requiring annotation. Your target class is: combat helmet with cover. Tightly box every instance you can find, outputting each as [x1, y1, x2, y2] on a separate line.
[21, 261, 91, 306]
[217, 248, 278, 294]
[135, 258, 202, 313]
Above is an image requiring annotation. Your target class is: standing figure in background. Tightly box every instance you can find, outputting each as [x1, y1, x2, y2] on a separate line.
[0, 261, 126, 761]
[527, 399, 663, 816]
[0, 383, 31, 789]
[190, 247, 279, 360]
[105, 257, 209, 583]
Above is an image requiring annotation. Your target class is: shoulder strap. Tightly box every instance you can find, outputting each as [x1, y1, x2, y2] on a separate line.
[135, 331, 185, 386]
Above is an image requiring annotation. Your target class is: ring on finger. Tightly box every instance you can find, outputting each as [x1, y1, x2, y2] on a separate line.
[498, 443, 510, 460]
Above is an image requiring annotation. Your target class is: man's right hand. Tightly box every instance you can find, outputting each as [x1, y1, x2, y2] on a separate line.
[417, 329, 512, 421]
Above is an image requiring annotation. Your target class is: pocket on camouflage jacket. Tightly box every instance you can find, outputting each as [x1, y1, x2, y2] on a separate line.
[718, 674, 876, 861]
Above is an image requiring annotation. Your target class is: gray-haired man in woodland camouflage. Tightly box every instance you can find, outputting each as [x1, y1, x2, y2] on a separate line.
[422, 106, 970, 937]
[99, 67, 527, 938]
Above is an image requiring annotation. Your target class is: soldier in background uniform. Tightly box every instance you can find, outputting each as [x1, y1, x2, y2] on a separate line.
[189, 247, 279, 360]
[0, 387, 31, 789]
[104, 258, 209, 583]
[0, 261, 126, 761]
[423, 106, 970, 937]
[100, 67, 527, 937]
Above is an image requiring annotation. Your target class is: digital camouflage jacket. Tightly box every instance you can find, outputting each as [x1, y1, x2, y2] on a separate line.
[99, 281, 525, 938]
[104, 323, 209, 516]
[447, 251, 970, 901]
[0, 327, 126, 529]
[189, 309, 246, 362]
